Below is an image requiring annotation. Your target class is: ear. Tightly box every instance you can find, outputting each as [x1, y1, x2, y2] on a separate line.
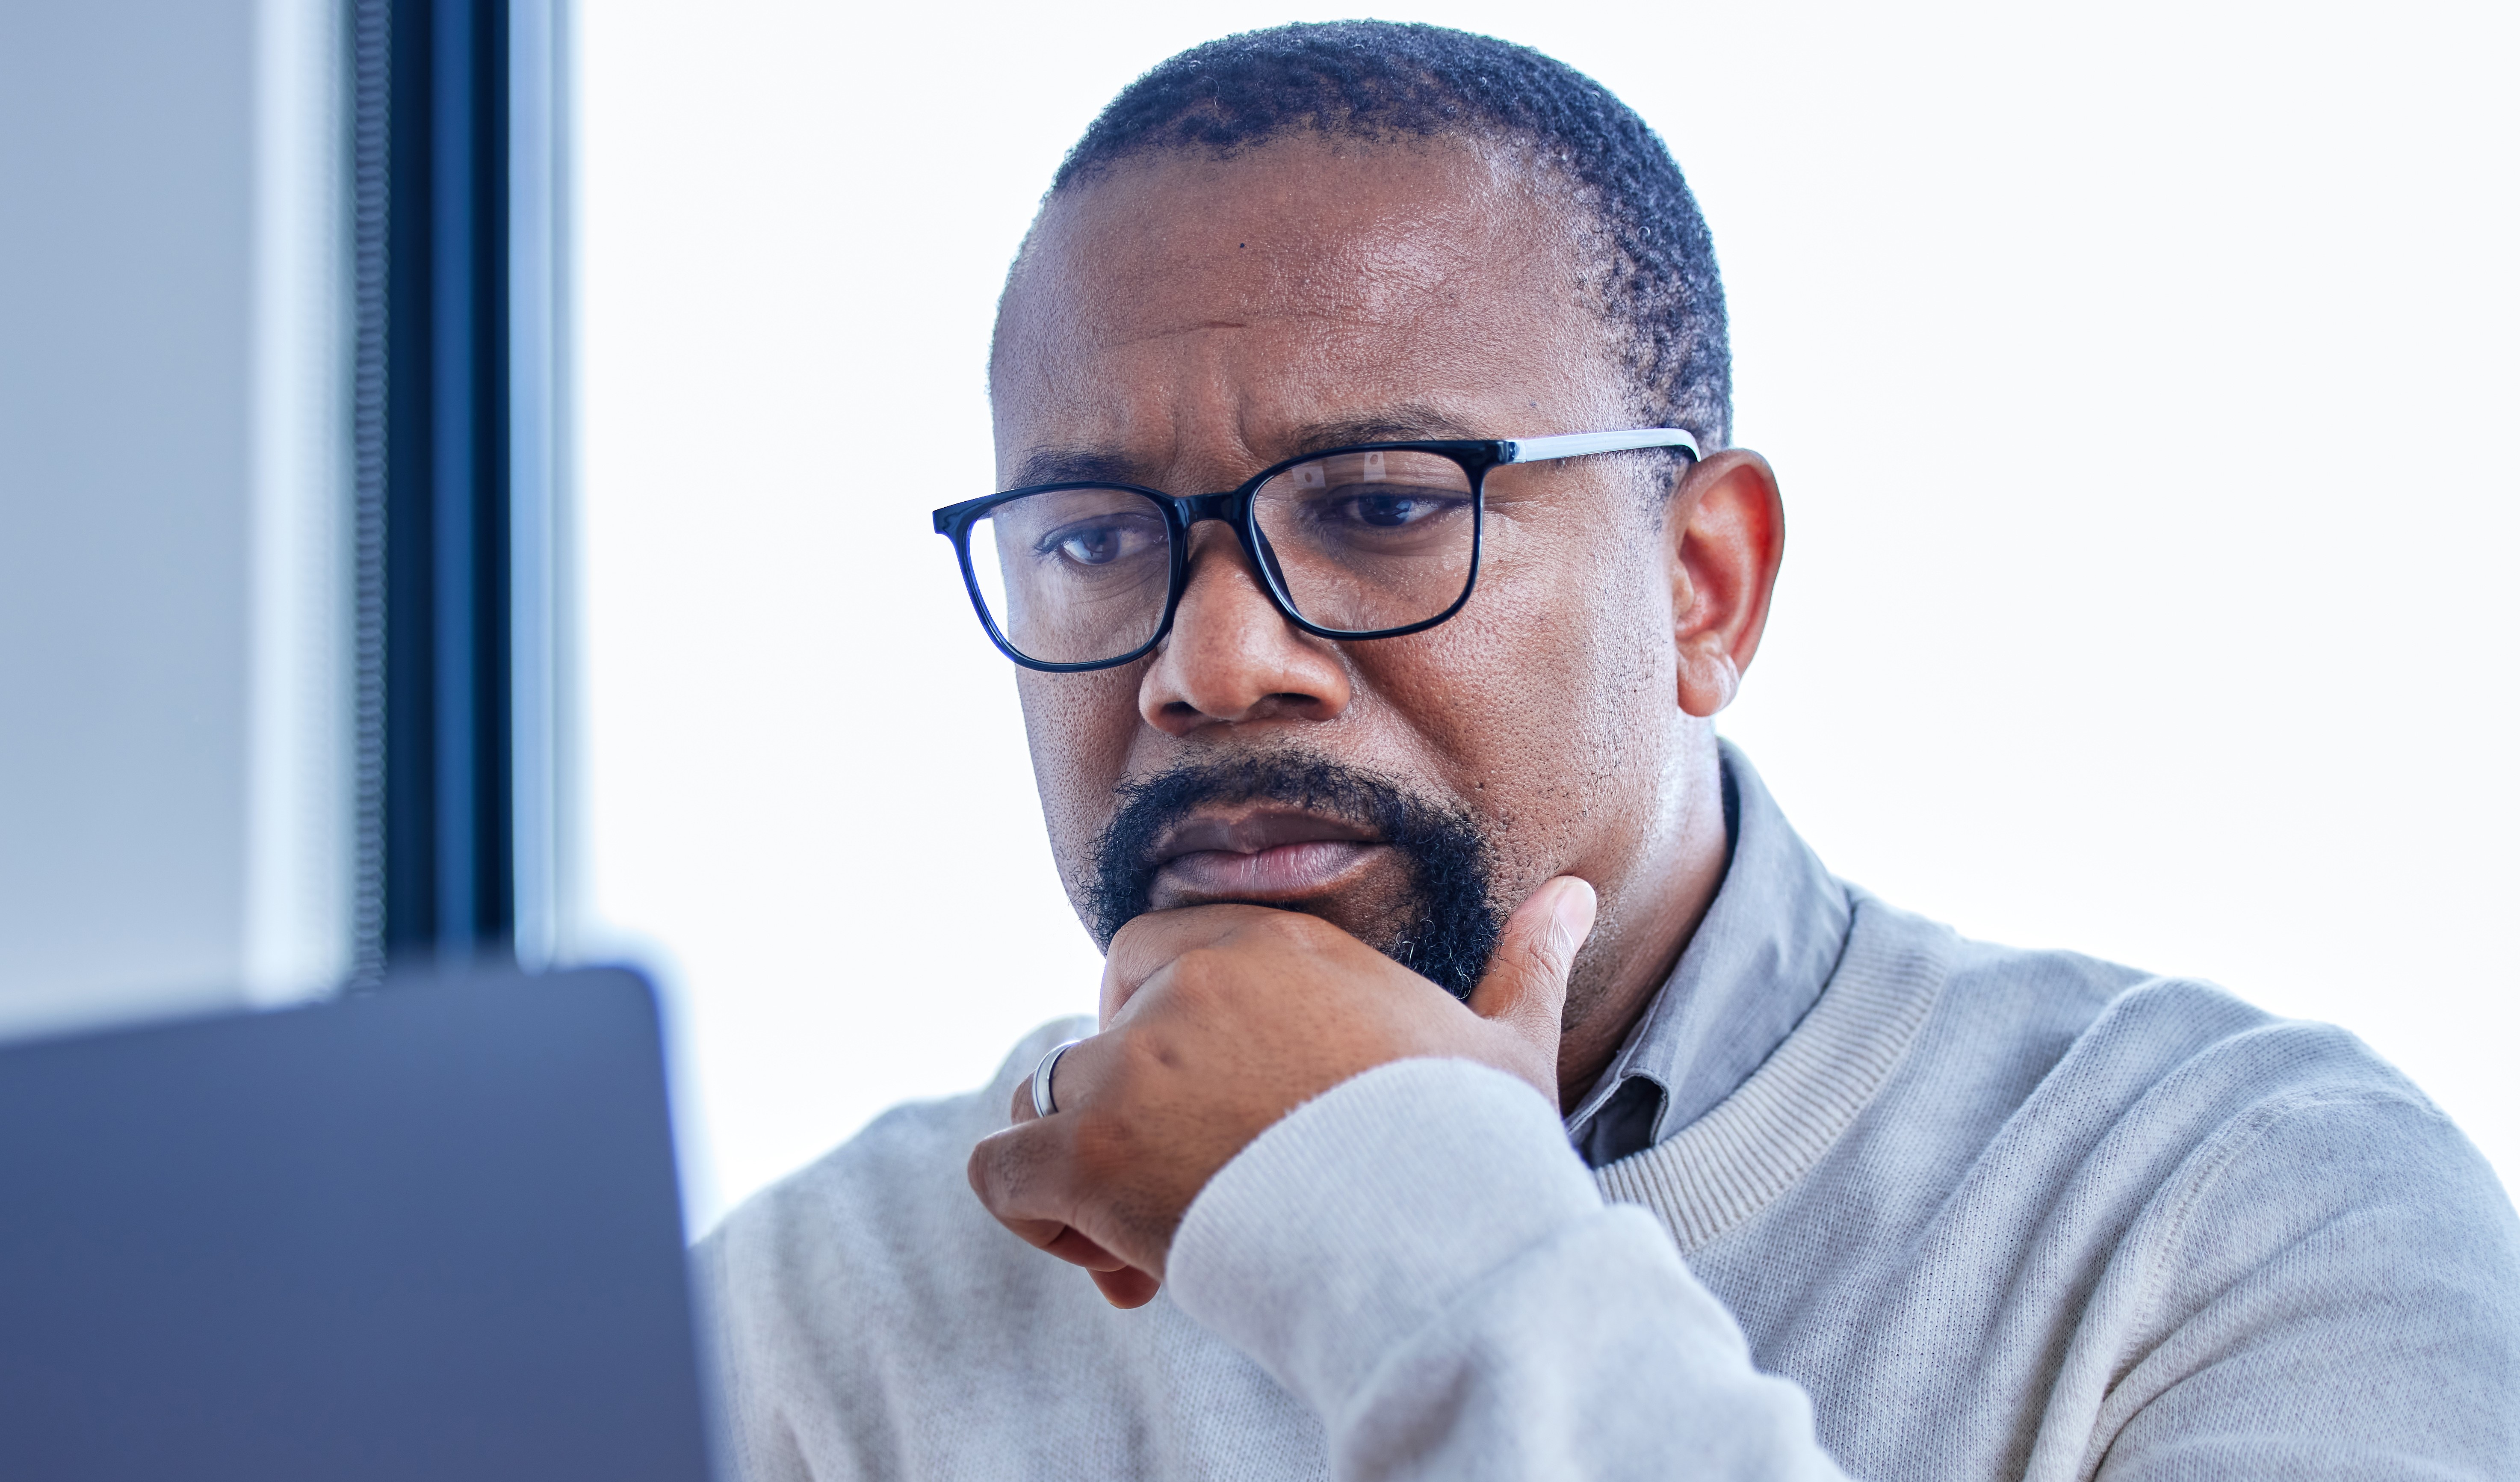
[1663, 450, 1785, 718]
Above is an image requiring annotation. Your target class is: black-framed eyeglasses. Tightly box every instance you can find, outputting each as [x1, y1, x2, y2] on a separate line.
[931, 428, 1701, 673]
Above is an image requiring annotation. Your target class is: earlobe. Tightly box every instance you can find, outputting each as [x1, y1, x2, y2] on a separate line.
[1676, 641, 1740, 718]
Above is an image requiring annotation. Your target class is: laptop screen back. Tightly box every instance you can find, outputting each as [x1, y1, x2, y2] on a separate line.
[0, 966, 714, 1482]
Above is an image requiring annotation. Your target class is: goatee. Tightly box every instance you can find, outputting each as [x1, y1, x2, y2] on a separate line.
[1086, 751, 1504, 1000]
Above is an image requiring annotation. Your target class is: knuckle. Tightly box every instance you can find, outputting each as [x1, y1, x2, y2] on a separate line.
[1110, 1022, 1184, 1083]
[1164, 947, 1235, 1005]
[967, 1137, 1016, 1205]
[972, 1125, 1054, 1199]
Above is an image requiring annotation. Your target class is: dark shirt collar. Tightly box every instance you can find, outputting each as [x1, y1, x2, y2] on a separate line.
[1563, 741, 1852, 1168]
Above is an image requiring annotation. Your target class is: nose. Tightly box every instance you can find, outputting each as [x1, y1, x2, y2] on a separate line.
[1137, 522, 1352, 734]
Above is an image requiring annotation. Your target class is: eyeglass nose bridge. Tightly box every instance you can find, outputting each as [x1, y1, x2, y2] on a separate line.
[1161, 487, 1283, 612]
[1171, 488, 1249, 528]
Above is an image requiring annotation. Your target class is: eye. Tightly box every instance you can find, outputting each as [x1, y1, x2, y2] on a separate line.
[1329, 491, 1450, 528]
[1310, 486, 1471, 537]
[1037, 515, 1162, 567]
[1263, 451, 1474, 553]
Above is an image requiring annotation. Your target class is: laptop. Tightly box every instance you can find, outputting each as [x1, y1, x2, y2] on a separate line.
[0, 965, 716, 1482]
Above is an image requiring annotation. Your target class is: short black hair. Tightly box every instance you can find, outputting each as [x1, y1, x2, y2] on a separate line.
[1041, 20, 1731, 449]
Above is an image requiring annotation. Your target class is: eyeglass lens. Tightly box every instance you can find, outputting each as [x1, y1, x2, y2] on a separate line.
[966, 449, 1478, 667]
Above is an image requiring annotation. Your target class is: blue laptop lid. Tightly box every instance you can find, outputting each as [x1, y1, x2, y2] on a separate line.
[0, 965, 714, 1482]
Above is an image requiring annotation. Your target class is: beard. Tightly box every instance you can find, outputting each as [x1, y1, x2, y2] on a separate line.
[1085, 751, 1505, 1000]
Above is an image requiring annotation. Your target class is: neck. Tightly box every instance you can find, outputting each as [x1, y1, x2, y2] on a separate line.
[1551, 737, 1731, 1114]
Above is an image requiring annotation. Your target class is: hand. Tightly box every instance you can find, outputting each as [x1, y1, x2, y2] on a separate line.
[967, 876, 1599, 1308]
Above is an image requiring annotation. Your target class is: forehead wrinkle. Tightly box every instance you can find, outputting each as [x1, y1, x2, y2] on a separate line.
[1098, 306, 1358, 354]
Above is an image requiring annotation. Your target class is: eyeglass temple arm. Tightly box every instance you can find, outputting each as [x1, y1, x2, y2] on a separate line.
[1497, 428, 1701, 464]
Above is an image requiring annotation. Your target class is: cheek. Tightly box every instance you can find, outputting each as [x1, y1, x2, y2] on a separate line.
[1016, 667, 1143, 875]
[1357, 530, 1675, 876]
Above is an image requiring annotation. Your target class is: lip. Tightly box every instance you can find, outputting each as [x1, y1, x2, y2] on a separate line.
[1149, 808, 1389, 904]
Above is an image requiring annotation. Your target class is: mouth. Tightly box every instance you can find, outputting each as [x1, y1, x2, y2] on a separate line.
[1148, 807, 1390, 905]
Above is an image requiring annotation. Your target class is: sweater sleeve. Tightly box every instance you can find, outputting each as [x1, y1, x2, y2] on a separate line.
[2078, 1086, 2520, 1480]
[1164, 1057, 1851, 1482]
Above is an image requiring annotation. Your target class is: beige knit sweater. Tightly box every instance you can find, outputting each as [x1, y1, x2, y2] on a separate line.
[697, 890, 2520, 1479]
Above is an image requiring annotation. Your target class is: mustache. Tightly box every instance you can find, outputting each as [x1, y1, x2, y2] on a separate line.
[1085, 751, 1504, 1000]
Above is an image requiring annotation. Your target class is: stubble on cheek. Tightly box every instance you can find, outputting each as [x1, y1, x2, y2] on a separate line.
[1013, 663, 1151, 923]
[1401, 516, 1683, 1029]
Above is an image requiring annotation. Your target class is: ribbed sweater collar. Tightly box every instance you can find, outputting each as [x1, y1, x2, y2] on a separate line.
[1593, 886, 1957, 1253]
[1563, 742, 1853, 1160]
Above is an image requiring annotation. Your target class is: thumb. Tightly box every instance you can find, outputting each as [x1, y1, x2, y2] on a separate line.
[1465, 876, 1598, 1044]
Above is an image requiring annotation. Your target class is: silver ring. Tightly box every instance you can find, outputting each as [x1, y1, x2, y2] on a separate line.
[1030, 1038, 1082, 1119]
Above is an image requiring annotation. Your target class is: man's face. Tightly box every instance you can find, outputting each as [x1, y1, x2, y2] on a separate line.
[991, 134, 1710, 1025]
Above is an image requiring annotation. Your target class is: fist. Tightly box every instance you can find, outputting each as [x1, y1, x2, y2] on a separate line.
[967, 876, 1598, 1307]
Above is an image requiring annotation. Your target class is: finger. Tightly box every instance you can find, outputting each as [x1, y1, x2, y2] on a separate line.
[968, 1116, 1093, 1244]
[981, 1204, 1139, 1275]
[1006, 1033, 1108, 1127]
[1043, 1225, 1136, 1274]
[1090, 1265, 1163, 1309]
[1465, 876, 1597, 1041]
[985, 1209, 1132, 1269]
[969, 1108, 1156, 1263]
[970, 1105, 1152, 1280]
[1099, 902, 1283, 1023]
[1005, 1220, 1140, 1281]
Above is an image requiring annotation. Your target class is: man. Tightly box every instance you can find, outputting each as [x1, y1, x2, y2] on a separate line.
[699, 22, 2517, 1479]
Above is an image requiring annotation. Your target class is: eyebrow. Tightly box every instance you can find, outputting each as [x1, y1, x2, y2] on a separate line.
[1003, 449, 1145, 490]
[1002, 404, 1495, 493]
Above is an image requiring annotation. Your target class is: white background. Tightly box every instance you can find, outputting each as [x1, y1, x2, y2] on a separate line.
[575, 0, 2517, 1232]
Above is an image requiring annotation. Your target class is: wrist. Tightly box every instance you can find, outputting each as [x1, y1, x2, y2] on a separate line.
[1165, 1057, 1598, 1412]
